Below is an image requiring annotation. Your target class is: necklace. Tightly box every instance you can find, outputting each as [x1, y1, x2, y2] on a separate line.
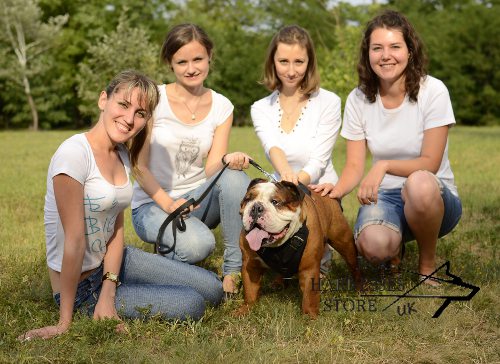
[279, 93, 305, 120]
[277, 92, 310, 133]
[175, 84, 202, 121]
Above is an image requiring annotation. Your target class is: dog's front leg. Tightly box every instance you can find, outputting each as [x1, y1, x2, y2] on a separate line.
[298, 262, 321, 319]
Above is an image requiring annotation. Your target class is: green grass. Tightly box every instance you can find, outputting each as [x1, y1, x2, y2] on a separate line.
[0, 127, 499, 363]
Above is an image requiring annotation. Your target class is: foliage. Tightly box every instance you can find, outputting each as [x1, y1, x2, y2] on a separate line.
[76, 11, 162, 120]
[388, 0, 500, 125]
[0, 0, 68, 130]
[0, 0, 498, 128]
[0, 127, 499, 362]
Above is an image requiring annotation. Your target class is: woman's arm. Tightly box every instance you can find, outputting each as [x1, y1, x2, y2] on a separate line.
[93, 211, 124, 322]
[311, 139, 367, 199]
[301, 93, 342, 185]
[18, 174, 86, 340]
[357, 126, 449, 204]
[134, 129, 178, 213]
[268, 146, 301, 185]
[205, 114, 250, 176]
[252, 101, 299, 183]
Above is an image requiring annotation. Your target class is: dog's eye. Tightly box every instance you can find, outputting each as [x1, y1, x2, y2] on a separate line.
[271, 199, 280, 206]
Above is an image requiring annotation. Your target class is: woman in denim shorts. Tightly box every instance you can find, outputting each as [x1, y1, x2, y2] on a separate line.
[311, 10, 462, 284]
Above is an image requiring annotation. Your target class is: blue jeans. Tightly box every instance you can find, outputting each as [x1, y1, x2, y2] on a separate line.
[54, 246, 223, 320]
[132, 169, 250, 276]
[354, 181, 462, 243]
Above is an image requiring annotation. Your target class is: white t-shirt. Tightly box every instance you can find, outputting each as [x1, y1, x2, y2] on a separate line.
[44, 133, 132, 272]
[132, 85, 234, 208]
[341, 75, 458, 196]
[251, 88, 341, 184]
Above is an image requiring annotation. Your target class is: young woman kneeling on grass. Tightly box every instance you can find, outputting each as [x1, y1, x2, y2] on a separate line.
[311, 10, 462, 285]
[19, 70, 223, 341]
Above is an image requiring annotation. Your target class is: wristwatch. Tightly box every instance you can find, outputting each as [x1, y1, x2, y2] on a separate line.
[102, 272, 121, 287]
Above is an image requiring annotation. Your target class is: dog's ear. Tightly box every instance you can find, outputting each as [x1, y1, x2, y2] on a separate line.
[278, 180, 306, 201]
[247, 178, 267, 191]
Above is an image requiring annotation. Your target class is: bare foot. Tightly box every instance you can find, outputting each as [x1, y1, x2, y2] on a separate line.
[419, 270, 441, 287]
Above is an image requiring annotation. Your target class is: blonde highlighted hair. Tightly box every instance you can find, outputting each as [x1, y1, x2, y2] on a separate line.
[105, 70, 160, 177]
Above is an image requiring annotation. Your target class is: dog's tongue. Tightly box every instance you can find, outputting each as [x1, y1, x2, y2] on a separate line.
[246, 228, 270, 251]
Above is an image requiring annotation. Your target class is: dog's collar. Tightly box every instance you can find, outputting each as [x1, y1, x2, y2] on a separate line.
[256, 222, 309, 278]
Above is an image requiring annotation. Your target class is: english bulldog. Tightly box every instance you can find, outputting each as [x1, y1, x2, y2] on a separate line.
[236, 178, 361, 318]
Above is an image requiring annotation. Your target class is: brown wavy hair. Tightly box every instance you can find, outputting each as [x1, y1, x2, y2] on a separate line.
[261, 25, 320, 95]
[357, 10, 427, 103]
[160, 23, 214, 66]
[105, 70, 160, 177]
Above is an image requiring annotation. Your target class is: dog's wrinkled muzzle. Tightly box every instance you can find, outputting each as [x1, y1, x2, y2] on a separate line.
[250, 202, 264, 220]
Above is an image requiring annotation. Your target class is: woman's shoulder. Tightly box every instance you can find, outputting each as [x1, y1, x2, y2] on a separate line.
[345, 87, 369, 105]
[316, 88, 341, 103]
[420, 75, 449, 94]
[210, 88, 234, 108]
[57, 133, 88, 154]
[251, 90, 278, 109]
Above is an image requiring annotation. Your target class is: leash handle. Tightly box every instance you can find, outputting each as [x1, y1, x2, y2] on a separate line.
[155, 162, 230, 256]
[155, 199, 193, 255]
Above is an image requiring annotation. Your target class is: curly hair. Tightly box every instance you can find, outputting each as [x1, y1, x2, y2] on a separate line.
[357, 10, 427, 103]
[261, 25, 320, 95]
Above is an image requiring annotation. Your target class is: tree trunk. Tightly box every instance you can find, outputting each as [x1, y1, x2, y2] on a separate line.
[22, 74, 38, 131]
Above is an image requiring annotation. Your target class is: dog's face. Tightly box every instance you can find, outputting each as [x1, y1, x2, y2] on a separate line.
[240, 178, 305, 251]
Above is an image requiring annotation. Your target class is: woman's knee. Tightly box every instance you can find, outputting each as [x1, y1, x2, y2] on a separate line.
[217, 169, 250, 198]
[169, 289, 206, 321]
[357, 226, 401, 263]
[173, 228, 216, 264]
[132, 203, 167, 242]
[403, 171, 442, 212]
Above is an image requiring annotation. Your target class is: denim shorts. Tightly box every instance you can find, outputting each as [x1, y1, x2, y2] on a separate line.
[354, 179, 462, 243]
[53, 264, 103, 316]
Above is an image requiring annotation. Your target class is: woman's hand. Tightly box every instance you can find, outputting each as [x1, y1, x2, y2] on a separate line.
[93, 292, 128, 334]
[223, 152, 250, 170]
[279, 169, 299, 185]
[166, 198, 195, 214]
[309, 183, 342, 199]
[357, 160, 388, 205]
[18, 321, 70, 341]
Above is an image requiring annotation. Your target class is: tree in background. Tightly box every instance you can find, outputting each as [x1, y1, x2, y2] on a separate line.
[388, 0, 500, 125]
[0, 0, 67, 130]
[76, 10, 162, 121]
[168, 0, 269, 125]
[0, 0, 497, 129]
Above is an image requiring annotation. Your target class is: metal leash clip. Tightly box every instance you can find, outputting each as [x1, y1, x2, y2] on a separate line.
[249, 159, 278, 182]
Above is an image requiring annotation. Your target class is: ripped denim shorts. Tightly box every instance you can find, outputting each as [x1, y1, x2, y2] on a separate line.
[353, 178, 462, 243]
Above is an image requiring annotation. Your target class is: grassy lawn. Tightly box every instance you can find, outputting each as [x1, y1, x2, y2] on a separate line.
[0, 127, 498, 363]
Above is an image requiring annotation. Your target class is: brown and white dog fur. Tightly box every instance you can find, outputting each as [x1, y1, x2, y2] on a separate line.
[235, 179, 361, 318]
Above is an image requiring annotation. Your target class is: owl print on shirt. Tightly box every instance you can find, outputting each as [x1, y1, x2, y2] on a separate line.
[175, 138, 200, 178]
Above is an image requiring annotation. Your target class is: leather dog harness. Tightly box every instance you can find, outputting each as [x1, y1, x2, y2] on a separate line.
[257, 223, 309, 278]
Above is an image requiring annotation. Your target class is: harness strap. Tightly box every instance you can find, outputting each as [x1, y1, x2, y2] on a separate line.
[256, 224, 309, 278]
[155, 163, 229, 256]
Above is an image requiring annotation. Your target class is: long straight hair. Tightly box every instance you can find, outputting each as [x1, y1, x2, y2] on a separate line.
[105, 70, 160, 176]
[261, 25, 320, 95]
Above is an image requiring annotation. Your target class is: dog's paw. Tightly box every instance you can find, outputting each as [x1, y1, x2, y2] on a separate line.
[232, 304, 251, 317]
[302, 309, 319, 319]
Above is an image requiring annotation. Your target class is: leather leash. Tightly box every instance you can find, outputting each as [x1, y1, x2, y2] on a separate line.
[155, 161, 229, 256]
[155, 157, 311, 256]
